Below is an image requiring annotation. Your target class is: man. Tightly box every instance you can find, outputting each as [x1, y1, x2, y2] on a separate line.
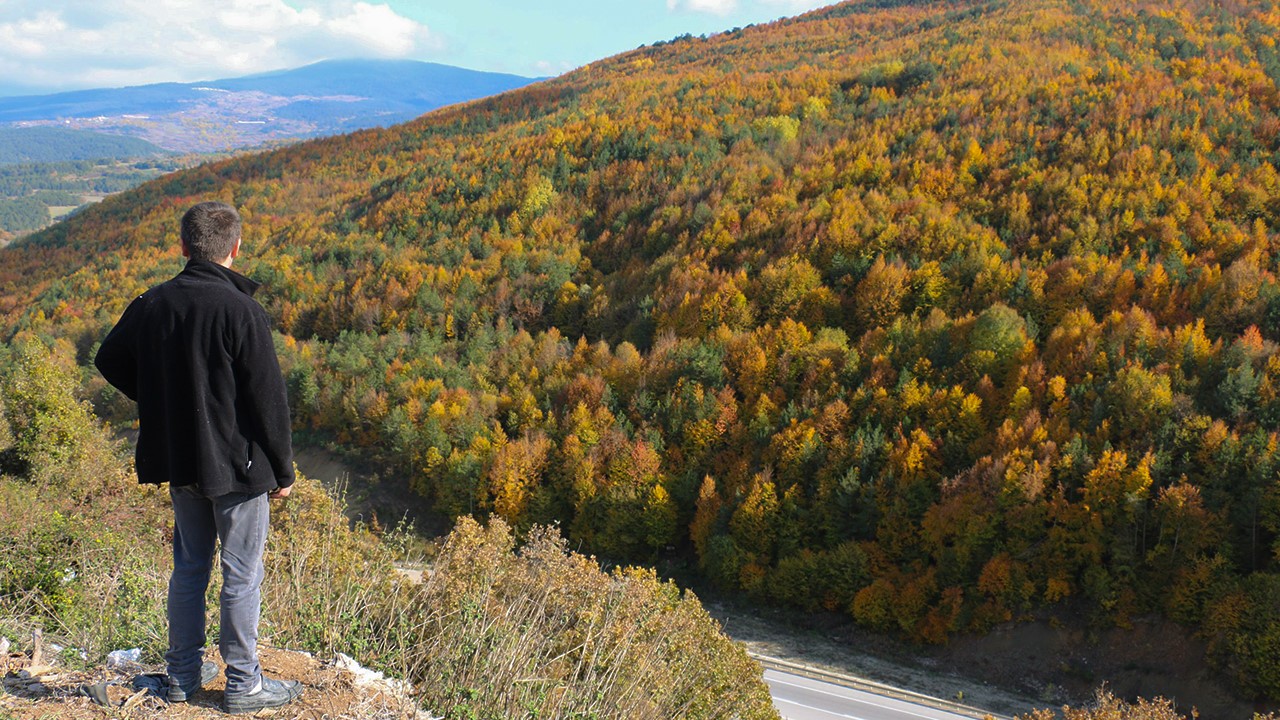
[95, 201, 302, 714]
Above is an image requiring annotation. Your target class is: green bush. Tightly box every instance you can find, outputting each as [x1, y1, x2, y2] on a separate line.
[1207, 573, 1280, 700]
[0, 336, 126, 495]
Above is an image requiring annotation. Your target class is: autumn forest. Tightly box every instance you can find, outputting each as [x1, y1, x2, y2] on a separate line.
[2, 0, 1279, 701]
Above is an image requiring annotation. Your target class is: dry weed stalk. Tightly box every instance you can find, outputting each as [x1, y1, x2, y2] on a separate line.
[262, 477, 775, 717]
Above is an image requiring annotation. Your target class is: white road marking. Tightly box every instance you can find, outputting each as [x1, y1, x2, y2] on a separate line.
[774, 695, 869, 719]
[766, 672, 969, 720]
[757, 666, 967, 717]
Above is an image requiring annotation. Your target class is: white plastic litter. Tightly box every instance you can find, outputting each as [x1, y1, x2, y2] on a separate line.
[106, 648, 142, 668]
[334, 652, 412, 693]
[334, 652, 384, 685]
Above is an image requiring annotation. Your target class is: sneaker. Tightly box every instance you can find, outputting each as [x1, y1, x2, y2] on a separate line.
[223, 676, 303, 714]
[167, 660, 219, 703]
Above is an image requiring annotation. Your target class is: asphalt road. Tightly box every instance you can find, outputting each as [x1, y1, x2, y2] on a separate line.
[765, 668, 986, 720]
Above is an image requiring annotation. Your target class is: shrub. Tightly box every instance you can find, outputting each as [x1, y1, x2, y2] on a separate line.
[1017, 688, 1280, 720]
[385, 517, 777, 719]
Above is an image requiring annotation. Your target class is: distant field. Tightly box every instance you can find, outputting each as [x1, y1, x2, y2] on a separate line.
[48, 204, 81, 220]
[0, 158, 195, 235]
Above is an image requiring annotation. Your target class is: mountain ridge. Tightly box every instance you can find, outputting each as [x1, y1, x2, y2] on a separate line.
[0, 59, 541, 152]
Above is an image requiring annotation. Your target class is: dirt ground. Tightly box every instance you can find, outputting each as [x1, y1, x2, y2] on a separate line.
[0, 646, 430, 719]
[939, 616, 1271, 720]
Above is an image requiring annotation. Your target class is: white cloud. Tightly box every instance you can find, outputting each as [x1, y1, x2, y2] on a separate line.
[760, 0, 836, 10]
[0, 11, 66, 58]
[533, 59, 576, 77]
[666, 0, 739, 15]
[666, 0, 834, 16]
[0, 0, 435, 94]
[326, 2, 424, 56]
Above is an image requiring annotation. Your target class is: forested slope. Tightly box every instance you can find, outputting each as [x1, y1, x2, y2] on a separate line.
[0, 127, 167, 165]
[2, 0, 1279, 699]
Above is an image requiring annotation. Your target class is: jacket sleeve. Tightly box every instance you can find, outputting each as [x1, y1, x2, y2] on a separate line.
[94, 297, 142, 401]
[234, 304, 295, 489]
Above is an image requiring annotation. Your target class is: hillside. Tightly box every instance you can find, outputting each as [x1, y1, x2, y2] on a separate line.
[0, 60, 538, 238]
[0, 128, 168, 165]
[0, 59, 539, 152]
[1, 0, 1279, 708]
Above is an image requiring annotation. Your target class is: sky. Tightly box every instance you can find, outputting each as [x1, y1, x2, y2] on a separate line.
[0, 0, 838, 97]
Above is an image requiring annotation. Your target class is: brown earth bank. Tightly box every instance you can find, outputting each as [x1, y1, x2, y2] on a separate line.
[939, 615, 1272, 720]
[712, 599, 1274, 720]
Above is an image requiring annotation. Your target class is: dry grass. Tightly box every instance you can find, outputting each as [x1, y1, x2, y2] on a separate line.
[390, 519, 777, 719]
[263, 481, 777, 719]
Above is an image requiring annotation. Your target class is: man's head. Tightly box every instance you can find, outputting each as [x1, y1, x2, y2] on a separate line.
[181, 202, 241, 264]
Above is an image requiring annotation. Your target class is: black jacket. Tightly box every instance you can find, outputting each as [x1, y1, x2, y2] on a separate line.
[95, 259, 294, 496]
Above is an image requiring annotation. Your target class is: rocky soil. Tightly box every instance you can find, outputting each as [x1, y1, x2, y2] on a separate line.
[0, 643, 432, 719]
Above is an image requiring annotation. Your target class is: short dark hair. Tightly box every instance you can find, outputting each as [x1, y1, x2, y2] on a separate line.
[181, 201, 241, 262]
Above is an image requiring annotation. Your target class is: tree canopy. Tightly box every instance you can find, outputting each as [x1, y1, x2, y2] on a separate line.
[2, 0, 1279, 700]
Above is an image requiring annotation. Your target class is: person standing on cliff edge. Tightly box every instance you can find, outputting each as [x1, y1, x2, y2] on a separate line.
[95, 201, 302, 714]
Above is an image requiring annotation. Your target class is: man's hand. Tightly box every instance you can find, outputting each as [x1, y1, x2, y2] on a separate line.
[269, 486, 292, 499]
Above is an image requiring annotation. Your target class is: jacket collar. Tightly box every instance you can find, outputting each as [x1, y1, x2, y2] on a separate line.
[180, 258, 261, 297]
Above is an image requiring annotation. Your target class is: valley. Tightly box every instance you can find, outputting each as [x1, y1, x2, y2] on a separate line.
[11, 87, 377, 153]
[0, 157, 191, 239]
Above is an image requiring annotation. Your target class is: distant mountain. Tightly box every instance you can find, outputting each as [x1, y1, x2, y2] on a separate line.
[0, 127, 168, 165]
[0, 59, 540, 152]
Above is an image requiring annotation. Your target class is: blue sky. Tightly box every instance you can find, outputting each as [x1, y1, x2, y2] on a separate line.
[0, 0, 836, 96]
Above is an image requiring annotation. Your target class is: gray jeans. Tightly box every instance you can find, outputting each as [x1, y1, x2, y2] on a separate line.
[166, 485, 268, 695]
